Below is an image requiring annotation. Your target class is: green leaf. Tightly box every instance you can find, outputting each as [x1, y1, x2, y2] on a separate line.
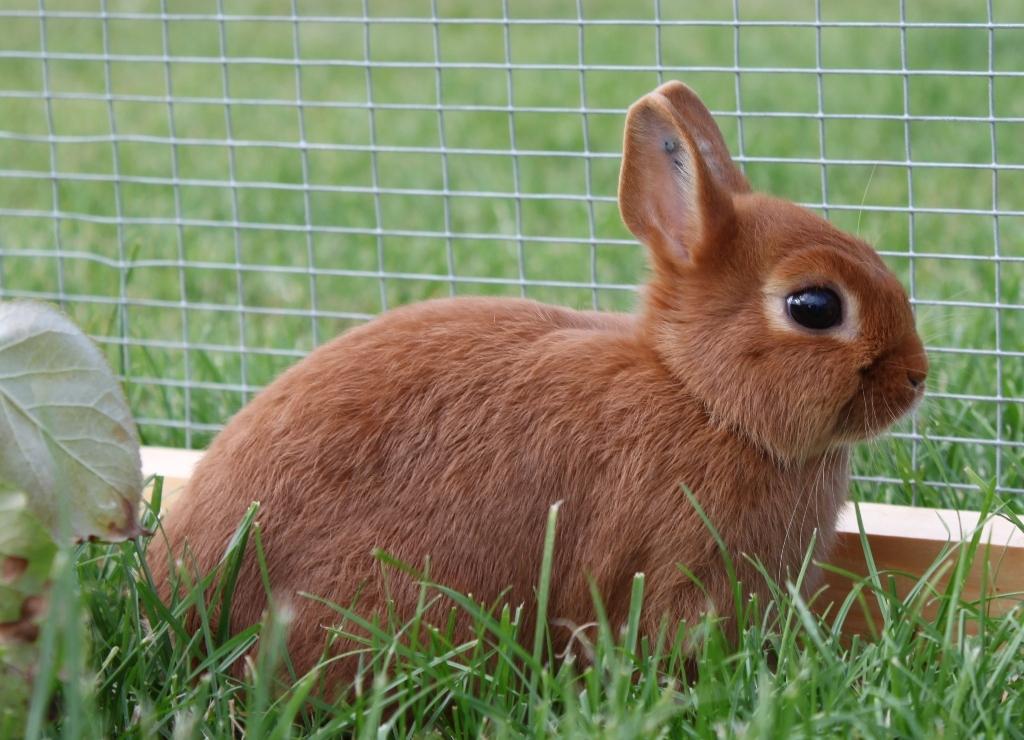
[0, 300, 143, 541]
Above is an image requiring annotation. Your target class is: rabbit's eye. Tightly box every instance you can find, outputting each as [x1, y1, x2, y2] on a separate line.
[786, 287, 842, 330]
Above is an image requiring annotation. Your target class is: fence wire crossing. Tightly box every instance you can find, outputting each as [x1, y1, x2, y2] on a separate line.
[0, 0, 1021, 499]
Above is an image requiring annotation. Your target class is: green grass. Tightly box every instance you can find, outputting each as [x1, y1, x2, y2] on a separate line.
[0, 0, 1022, 504]
[21, 477, 1024, 737]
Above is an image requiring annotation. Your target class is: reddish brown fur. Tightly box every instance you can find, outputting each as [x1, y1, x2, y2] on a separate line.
[147, 82, 928, 687]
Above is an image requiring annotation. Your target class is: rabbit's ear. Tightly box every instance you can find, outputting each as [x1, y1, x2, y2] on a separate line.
[655, 81, 750, 195]
[618, 82, 744, 273]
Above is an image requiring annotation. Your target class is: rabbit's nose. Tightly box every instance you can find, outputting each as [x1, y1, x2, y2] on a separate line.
[896, 329, 928, 391]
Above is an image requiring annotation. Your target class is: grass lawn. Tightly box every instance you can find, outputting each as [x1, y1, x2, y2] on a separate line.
[1, 0, 1023, 736]
[18, 480, 1024, 737]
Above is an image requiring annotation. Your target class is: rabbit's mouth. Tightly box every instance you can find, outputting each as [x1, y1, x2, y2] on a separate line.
[833, 372, 925, 443]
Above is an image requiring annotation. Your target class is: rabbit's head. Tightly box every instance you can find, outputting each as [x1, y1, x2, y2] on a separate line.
[619, 82, 928, 463]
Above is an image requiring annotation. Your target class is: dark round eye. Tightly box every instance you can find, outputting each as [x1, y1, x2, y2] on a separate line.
[786, 287, 843, 330]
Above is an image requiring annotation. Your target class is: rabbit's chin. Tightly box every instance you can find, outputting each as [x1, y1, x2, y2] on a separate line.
[831, 381, 926, 444]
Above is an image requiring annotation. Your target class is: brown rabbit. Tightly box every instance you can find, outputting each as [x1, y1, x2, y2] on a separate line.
[148, 81, 927, 686]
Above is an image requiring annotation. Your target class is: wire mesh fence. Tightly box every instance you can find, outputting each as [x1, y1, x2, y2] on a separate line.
[0, 0, 1022, 500]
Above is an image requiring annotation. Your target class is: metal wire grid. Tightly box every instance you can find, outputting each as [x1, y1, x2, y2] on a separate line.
[0, 1, 1021, 496]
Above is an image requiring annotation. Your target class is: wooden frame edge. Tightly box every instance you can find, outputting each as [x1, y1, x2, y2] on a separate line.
[140, 446, 1024, 635]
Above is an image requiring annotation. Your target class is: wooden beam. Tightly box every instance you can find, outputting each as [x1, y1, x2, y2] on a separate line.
[824, 501, 1023, 634]
[141, 446, 1024, 635]
[142, 445, 200, 497]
